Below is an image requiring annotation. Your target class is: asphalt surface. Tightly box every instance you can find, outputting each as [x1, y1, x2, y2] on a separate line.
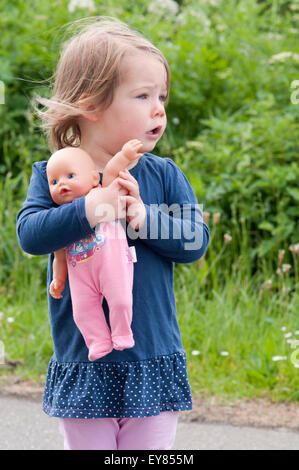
[0, 395, 298, 450]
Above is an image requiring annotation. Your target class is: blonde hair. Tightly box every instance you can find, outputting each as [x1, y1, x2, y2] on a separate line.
[34, 17, 170, 151]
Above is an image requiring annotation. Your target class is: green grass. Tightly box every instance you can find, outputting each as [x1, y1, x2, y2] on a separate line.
[1, 238, 298, 402]
[176, 263, 299, 402]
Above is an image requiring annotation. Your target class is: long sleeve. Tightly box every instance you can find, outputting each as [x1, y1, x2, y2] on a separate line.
[16, 161, 94, 255]
[128, 158, 209, 263]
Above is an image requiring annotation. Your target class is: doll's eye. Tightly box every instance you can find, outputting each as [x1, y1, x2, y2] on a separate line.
[52, 179, 58, 185]
[68, 173, 75, 179]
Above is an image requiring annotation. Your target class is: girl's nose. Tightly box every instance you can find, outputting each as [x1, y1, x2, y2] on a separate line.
[151, 99, 165, 118]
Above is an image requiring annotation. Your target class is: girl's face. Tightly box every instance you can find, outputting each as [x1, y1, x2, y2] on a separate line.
[93, 52, 168, 156]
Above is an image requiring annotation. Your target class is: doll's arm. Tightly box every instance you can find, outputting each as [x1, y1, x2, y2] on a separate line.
[49, 248, 68, 299]
[102, 139, 143, 188]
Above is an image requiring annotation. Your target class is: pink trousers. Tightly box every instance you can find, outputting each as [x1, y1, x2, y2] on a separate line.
[66, 221, 134, 361]
[59, 412, 179, 450]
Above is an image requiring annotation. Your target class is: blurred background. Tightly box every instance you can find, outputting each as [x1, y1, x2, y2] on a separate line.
[0, 0, 298, 403]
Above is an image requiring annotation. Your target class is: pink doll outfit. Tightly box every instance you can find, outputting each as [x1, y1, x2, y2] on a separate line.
[66, 220, 134, 361]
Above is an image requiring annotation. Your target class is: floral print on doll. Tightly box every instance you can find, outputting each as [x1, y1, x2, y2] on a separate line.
[66, 233, 105, 267]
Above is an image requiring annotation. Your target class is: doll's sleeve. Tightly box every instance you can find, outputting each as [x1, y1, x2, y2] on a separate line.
[16, 162, 94, 255]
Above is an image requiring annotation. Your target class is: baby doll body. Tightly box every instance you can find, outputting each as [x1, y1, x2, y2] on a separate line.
[46, 140, 142, 360]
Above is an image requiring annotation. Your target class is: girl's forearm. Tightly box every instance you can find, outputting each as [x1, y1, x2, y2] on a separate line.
[17, 197, 93, 255]
[132, 204, 210, 263]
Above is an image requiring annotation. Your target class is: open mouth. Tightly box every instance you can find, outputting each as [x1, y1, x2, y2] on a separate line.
[59, 188, 71, 195]
[147, 125, 162, 135]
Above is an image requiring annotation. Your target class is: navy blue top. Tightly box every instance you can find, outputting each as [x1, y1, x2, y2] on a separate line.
[16, 153, 209, 418]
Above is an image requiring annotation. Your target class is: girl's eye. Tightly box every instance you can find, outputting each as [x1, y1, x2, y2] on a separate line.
[137, 94, 148, 100]
[159, 95, 167, 102]
[68, 173, 75, 179]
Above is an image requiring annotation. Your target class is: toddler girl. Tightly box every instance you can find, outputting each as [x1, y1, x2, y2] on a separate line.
[17, 17, 209, 450]
[47, 140, 142, 360]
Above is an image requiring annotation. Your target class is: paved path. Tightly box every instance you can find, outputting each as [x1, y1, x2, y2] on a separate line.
[0, 396, 298, 450]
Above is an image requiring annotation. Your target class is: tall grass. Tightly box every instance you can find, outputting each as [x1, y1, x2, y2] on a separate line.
[176, 213, 299, 402]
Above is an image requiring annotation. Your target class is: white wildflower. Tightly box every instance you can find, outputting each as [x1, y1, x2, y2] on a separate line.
[295, 331, 299, 335]
[281, 326, 287, 331]
[220, 351, 229, 356]
[278, 249, 285, 266]
[224, 233, 232, 244]
[213, 212, 221, 224]
[191, 350, 201, 356]
[0, 312, 3, 321]
[282, 264, 291, 273]
[218, 69, 232, 80]
[148, 0, 179, 17]
[267, 33, 283, 40]
[68, 0, 95, 13]
[272, 356, 287, 361]
[269, 51, 293, 63]
[285, 332, 292, 338]
[216, 24, 228, 32]
[172, 117, 180, 125]
[7, 317, 14, 323]
[203, 211, 210, 224]
[264, 279, 272, 291]
[269, 51, 299, 64]
[289, 243, 299, 254]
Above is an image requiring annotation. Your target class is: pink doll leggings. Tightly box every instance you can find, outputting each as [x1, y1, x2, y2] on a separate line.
[66, 221, 134, 361]
[59, 411, 179, 450]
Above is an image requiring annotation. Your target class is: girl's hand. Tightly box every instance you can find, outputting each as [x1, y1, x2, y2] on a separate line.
[85, 179, 128, 228]
[118, 170, 146, 231]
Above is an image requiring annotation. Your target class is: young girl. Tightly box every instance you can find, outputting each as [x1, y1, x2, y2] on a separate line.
[17, 17, 209, 450]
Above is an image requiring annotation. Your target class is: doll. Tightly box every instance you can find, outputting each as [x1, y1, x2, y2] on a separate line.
[46, 139, 143, 360]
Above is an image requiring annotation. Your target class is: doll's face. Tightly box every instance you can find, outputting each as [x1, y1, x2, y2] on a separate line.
[47, 147, 99, 205]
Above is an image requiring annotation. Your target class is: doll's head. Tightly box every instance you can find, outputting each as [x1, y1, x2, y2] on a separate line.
[47, 147, 99, 205]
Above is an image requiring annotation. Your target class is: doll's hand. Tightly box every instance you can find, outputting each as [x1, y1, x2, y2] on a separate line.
[122, 139, 143, 161]
[118, 170, 146, 230]
[49, 279, 65, 299]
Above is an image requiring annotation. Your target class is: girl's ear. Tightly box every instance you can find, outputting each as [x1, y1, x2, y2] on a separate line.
[78, 93, 100, 122]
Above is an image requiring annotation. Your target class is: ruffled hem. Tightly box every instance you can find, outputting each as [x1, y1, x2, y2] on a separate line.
[43, 351, 192, 418]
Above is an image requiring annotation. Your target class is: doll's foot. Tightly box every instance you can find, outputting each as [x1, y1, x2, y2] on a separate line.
[122, 139, 143, 161]
[112, 335, 135, 351]
[88, 342, 113, 361]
